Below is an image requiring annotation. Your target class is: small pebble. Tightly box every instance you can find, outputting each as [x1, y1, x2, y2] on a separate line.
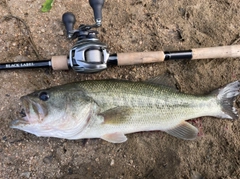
[43, 155, 53, 164]
[14, 55, 30, 62]
[57, 30, 64, 36]
[12, 42, 17, 46]
[110, 159, 114, 166]
[20, 172, 31, 178]
[2, 136, 7, 141]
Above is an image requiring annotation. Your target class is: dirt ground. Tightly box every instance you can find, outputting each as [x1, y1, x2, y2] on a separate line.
[1, 0, 240, 178]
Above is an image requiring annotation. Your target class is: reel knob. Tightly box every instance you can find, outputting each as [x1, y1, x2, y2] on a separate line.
[89, 0, 105, 26]
[62, 12, 76, 38]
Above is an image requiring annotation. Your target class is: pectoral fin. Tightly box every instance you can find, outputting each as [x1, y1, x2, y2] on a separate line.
[165, 121, 198, 140]
[101, 132, 127, 143]
[100, 107, 130, 143]
[100, 107, 132, 124]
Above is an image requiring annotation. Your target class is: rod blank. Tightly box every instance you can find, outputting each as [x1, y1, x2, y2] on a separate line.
[0, 60, 51, 70]
[0, 55, 69, 71]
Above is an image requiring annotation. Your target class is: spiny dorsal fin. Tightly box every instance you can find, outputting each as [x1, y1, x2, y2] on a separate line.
[101, 132, 127, 143]
[146, 72, 179, 92]
[165, 121, 198, 140]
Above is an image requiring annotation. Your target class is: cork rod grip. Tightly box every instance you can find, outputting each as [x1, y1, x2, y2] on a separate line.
[117, 51, 165, 66]
[51, 56, 69, 70]
[192, 45, 240, 60]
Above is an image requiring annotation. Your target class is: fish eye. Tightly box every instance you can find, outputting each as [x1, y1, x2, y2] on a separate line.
[39, 91, 49, 101]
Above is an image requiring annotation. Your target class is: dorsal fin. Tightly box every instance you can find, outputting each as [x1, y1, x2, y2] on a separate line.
[145, 72, 179, 91]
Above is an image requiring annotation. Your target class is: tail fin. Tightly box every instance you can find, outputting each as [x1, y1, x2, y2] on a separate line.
[214, 81, 240, 119]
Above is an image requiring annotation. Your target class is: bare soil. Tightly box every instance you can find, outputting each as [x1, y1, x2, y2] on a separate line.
[1, 0, 240, 178]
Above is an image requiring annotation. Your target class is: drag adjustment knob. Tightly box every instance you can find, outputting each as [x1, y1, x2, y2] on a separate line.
[62, 12, 76, 38]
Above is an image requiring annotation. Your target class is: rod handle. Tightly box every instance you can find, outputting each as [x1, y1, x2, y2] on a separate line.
[192, 45, 240, 59]
[117, 51, 165, 66]
[51, 56, 69, 70]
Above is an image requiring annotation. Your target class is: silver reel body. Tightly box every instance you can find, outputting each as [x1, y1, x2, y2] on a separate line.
[69, 38, 109, 73]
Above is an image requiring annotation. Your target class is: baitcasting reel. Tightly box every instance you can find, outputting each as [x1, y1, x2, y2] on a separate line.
[62, 0, 109, 73]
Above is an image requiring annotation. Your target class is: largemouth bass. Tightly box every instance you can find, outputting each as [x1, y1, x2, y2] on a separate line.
[10, 79, 240, 143]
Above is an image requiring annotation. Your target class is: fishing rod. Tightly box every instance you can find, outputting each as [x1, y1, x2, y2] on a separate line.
[1, 0, 240, 73]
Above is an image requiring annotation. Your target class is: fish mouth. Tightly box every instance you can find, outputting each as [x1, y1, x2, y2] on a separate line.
[11, 96, 48, 127]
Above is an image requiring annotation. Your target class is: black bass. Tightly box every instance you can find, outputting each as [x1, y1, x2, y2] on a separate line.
[10, 79, 240, 143]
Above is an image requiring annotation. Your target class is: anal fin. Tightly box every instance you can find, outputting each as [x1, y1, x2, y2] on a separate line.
[165, 121, 198, 140]
[101, 132, 127, 143]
